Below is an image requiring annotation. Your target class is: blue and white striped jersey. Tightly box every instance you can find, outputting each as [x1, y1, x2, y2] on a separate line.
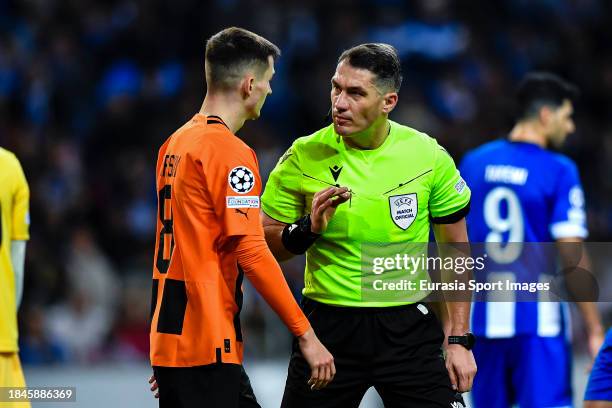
[460, 139, 587, 338]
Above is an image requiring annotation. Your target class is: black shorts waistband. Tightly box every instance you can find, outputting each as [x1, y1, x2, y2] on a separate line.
[301, 297, 428, 314]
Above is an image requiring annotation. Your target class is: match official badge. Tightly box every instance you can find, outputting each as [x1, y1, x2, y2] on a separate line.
[228, 166, 255, 194]
[389, 193, 418, 230]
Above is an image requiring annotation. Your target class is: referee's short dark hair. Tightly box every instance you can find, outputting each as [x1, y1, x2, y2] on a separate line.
[338, 43, 402, 93]
[205, 27, 280, 90]
[516, 72, 579, 121]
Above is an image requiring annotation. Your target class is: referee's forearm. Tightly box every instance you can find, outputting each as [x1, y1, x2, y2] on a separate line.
[447, 301, 471, 335]
[433, 219, 473, 335]
[263, 224, 295, 261]
[261, 211, 296, 261]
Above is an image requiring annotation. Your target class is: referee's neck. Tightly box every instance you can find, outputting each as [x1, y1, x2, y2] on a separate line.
[343, 118, 390, 150]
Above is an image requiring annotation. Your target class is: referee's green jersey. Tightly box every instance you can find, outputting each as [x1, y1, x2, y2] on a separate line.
[261, 120, 470, 306]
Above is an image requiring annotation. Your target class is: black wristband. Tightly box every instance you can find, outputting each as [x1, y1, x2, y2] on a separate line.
[281, 214, 321, 255]
[448, 332, 476, 350]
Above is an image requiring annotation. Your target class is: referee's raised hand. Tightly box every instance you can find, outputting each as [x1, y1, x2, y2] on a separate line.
[311, 186, 351, 234]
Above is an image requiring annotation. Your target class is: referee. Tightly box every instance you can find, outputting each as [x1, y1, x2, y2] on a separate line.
[262, 43, 477, 407]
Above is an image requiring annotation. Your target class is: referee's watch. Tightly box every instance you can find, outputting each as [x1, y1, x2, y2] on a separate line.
[448, 333, 476, 350]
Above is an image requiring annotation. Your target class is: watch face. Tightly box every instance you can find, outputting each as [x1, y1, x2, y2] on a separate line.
[466, 333, 476, 349]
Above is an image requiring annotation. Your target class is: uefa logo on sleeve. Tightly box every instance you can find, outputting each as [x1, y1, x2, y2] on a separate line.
[228, 166, 255, 194]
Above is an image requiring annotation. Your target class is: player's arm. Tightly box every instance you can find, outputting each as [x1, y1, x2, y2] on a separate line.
[209, 147, 335, 389]
[550, 161, 604, 360]
[557, 237, 604, 360]
[11, 241, 26, 309]
[584, 400, 612, 408]
[11, 155, 30, 310]
[234, 234, 335, 389]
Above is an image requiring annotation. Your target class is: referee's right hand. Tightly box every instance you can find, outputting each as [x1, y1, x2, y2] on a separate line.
[311, 186, 351, 234]
[297, 328, 336, 390]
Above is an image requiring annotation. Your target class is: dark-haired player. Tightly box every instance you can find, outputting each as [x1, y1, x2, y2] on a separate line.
[149, 27, 335, 408]
[262, 43, 476, 408]
[461, 72, 604, 408]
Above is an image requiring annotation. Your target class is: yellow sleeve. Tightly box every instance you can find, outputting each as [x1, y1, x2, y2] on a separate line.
[11, 158, 30, 241]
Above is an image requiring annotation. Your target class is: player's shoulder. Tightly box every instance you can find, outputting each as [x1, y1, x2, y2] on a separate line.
[547, 150, 578, 172]
[519, 144, 579, 175]
[0, 146, 18, 161]
[203, 127, 252, 154]
[0, 146, 22, 171]
[464, 139, 508, 160]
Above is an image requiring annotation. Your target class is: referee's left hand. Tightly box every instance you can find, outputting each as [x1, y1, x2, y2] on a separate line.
[445, 345, 477, 392]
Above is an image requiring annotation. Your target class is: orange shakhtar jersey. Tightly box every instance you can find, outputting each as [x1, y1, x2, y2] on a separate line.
[150, 114, 290, 367]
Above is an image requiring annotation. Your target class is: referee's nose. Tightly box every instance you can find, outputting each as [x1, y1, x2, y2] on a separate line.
[333, 91, 349, 113]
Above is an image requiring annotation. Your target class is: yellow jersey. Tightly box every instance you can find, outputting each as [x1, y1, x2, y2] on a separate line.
[0, 148, 30, 352]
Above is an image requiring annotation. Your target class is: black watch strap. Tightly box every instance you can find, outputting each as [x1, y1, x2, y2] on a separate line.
[448, 333, 476, 350]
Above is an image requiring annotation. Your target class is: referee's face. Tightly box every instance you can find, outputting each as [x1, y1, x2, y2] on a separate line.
[331, 60, 386, 136]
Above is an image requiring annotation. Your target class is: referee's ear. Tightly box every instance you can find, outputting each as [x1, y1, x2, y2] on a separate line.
[382, 92, 398, 114]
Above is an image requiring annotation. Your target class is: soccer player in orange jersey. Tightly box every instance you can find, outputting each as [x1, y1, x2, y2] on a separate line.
[149, 27, 335, 408]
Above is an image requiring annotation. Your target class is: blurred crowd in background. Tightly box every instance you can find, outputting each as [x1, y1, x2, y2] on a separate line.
[1, 0, 612, 366]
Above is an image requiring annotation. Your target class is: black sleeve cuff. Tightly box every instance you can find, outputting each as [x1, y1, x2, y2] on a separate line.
[430, 200, 470, 224]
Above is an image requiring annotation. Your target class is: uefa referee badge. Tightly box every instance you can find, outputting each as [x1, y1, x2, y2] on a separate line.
[389, 193, 418, 230]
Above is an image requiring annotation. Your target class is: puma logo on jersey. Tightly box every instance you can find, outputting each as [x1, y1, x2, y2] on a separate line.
[234, 209, 249, 219]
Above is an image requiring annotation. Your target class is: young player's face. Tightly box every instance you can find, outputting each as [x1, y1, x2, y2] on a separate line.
[247, 55, 275, 119]
[330, 60, 387, 136]
[547, 99, 575, 147]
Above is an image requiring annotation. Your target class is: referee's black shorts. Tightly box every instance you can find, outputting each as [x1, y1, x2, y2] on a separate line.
[153, 363, 260, 408]
[281, 298, 465, 408]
